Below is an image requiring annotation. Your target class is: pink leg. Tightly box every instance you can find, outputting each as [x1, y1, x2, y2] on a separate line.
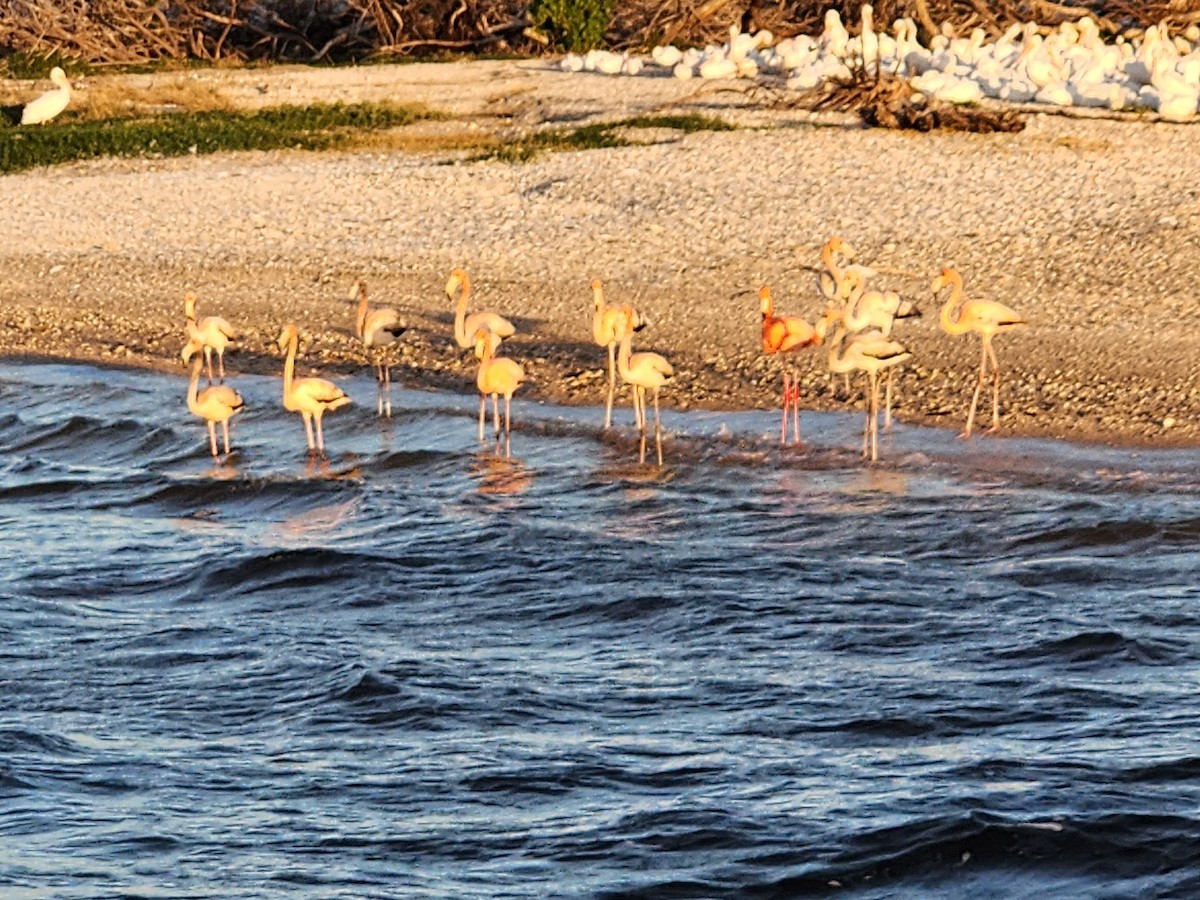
[207, 421, 218, 458]
[780, 371, 790, 444]
[303, 413, 316, 452]
[478, 395, 486, 442]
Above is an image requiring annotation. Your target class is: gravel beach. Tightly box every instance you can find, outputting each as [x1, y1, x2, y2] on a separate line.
[2, 59, 1198, 447]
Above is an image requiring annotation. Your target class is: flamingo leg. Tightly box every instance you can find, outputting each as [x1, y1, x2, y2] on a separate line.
[653, 389, 663, 466]
[303, 413, 316, 452]
[869, 371, 880, 462]
[207, 421, 218, 458]
[222, 419, 231, 456]
[492, 393, 501, 437]
[791, 367, 801, 443]
[985, 337, 1002, 433]
[605, 344, 617, 429]
[780, 371, 790, 444]
[504, 395, 512, 435]
[963, 340, 988, 438]
[315, 413, 327, 457]
[218, 351, 226, 383]
[383, 363, 392, 419]
[479, 394, 487, 442]
[883, 368, 894, 430]
[204, 347, 215, 384]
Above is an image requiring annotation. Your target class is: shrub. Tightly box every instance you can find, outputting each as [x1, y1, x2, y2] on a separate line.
[528, 0, 615, 52]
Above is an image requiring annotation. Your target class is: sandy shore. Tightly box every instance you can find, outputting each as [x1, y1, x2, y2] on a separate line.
[2, 59, 1198, 448]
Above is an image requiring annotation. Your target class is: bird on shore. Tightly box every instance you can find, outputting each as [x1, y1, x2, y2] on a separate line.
[932, 266, 1025, 438]
[474, 327, 526, 443]
[759, 284, 822, 444]
[186, 355, 244, 459]
[615, 322, 673, 465]
[591, 279, 647, 429]
[183, 292, 236, 384]
[826, 325, 911, 461]
[19, 67, 71, 126]
[276, 323, 351, 456]
[349, 280, 407, 417]
[447, 267, 515, 351]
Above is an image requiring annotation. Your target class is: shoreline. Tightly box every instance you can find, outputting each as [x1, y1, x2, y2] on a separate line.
[2, 60, 1198, 450]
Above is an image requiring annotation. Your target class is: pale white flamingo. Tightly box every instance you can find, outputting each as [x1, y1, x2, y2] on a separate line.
[932, 266, 1025, 438]
[474, 327, 526, 443]
[615, 324, 673, 465]
[591, 279, 647, 428]
[349, 280, 407, 417]
[827, 326, 911, 462]
[183, 292, 236, 383]
[276, 324, 351, 456]
[841, 269, 921, 427]
[760, 284, 821, 444]
[186, 355, 244, 459]
[20, 67, 71, 126]
[447, 268, 515, 350]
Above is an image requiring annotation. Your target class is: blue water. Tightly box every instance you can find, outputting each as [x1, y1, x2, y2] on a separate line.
[3, 359, 1200, 898]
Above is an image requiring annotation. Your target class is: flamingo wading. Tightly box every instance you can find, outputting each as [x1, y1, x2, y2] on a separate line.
[349, 280, 407, 417]
[760, 284, 822, 443]
[186, 355, 244, 459]
[447, 268, 515, 350]
[276, 323, 351, 456]
[615, 324, 673, 465]
[183, 292, 236, 384]
[474, 327, 526, 443]
[591, 279, 647, 429]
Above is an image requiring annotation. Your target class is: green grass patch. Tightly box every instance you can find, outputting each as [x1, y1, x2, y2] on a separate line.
[0, 101, 428, 174]
[475, 113, 735, 162]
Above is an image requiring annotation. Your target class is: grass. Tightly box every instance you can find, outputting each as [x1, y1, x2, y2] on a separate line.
[0, 102, 429, 174]
[473, 113, 735, 162]
[0, 101, 734, 174]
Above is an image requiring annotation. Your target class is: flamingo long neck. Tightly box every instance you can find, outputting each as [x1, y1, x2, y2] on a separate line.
[616, 332, 635, 381]
[187, 359, 202, 413]
[185, 298, 197, 325]
[822, 242, 846, 287]
[355, 289, 369, 340]
[826, 328, 856, 375]
[453, 273, 472, 345]
[592, 284, 608, 345]
[843, 277, 868, 331]
[282, 332, 297, 399]
[938, 271, 972, 335]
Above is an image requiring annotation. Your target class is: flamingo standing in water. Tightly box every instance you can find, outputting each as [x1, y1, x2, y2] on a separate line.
[473, 327, 526, 443]
[932, 266, 1025, 437]
[186, 355, 244, 459]
[349, 280, 407, 417]
[591, 279, 647, 428]
[447, 268, 515, 350]
[276, 324, 351, 456]
[615, 323, 673, 465]
[840, 269, 921, 427]
[183, 292, 236, 384]
[827, 326, 911, 461]
[760, 284, 822, 444]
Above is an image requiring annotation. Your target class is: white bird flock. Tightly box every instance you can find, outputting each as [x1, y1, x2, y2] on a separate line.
[560, 5, 1200, 122]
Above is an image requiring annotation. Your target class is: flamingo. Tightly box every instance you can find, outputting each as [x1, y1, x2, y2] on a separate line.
[349, 280, 407, 417]
[276, 324, 351, 456]
[817, 236, 859, 302]
[183, 292, 236, 384]
[932, 266, 1025, 438]
[20, 67, 71, 126]
[446, 268, 515, 350]
[841, 269, 921, 427]
[473, 327, 526, 443]
[615, 324, 673, 465]
[186, 355, 244, 459]
[827, 326, 911, 462]
[759, 284, 822, 444]
[591, 279, 647, 428]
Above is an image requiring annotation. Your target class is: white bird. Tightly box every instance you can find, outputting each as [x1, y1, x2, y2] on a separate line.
[349, 280, 407, 416]
[446, 267, 515, 350]
[186, 355, 244, 459]
[276, 323, 351, 456]
[615, 323, 673, 465]
[182, 292, 236, 383]
[474, 327, 526, 443]
[591, 279, 647, 429]
[827, 326, 910, 462]
[20, 67, 71, 126]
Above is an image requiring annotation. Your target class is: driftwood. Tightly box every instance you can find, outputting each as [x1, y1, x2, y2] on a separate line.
[2, 1, 1200, 65]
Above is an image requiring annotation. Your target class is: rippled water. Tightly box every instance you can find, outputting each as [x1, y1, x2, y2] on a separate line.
[3, 359, 1200, 898]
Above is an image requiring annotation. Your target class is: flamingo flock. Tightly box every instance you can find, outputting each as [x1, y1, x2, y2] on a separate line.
[562, 7, 1200, 122]
[180, 251, 1023, 465]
